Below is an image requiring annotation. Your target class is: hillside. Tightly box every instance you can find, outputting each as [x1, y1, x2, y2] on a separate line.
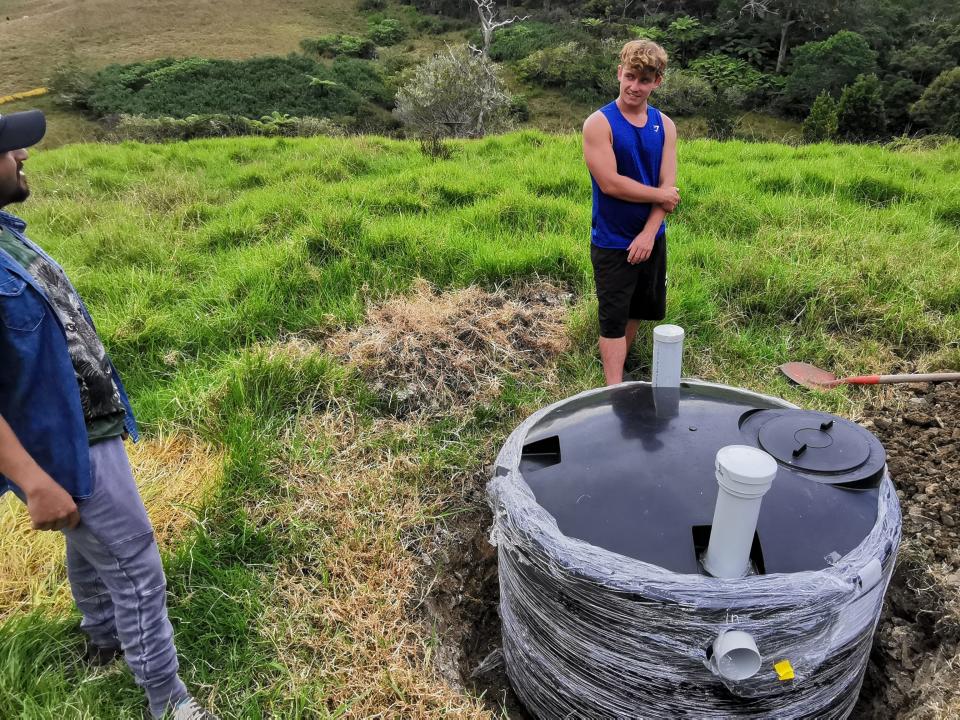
[0, 0, 359, 96]
[1, 133, 958, 717]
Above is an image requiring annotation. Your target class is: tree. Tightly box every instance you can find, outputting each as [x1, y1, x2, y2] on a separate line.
[836, 74, 886, 142]
[394, 45, 512, 138]
[782, 31, 876, 113]
[472, 0, 529, 55]
[910, 67, 960, 137]
[739, 0, 843, 73]
[802, 91, 838, 142]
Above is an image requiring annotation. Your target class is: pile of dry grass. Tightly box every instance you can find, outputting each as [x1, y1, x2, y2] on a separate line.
[257, 409, 491, 718]
[328, 278, 571, 418]
[0, 433, 222, 623]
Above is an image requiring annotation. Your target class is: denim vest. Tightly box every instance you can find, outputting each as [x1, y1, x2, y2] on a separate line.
[0, 210, 138, 499]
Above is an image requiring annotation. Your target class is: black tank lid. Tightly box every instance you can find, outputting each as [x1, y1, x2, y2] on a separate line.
[517, 383, 886, 575]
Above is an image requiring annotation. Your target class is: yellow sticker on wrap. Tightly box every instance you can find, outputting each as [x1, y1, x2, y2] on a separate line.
[774, 659, 795, 681]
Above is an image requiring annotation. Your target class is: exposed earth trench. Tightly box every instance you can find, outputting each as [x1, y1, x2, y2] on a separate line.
[422, 382, 960, 720]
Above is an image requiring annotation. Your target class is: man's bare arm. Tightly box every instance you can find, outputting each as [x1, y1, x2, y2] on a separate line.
[627, 114, 679, 264]
[0, 414, 80, 530]
[583, 112, 679, 206]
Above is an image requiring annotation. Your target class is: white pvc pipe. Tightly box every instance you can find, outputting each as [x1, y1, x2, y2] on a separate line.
[712, 630, 762, 681]
[702, 445, 778, 579]
[652, 324, 684, 388]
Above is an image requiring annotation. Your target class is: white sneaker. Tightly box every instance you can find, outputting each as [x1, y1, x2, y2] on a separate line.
[171, 697, 219, 720]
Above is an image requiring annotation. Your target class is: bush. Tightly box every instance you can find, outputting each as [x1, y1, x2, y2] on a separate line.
[357, 0, 386, 9]
[488, 21, 586, 62]
[515, 40, 617, 102]
[687, 53, 773, 108]
[802, 92, 838, 143]
[394, 46, 512, 138]
[301, 34, 377, 59]
[704, 87, 745, 140]
[104, 112, 343, 142]
[48, 62, 94, 109]
[82, 56, 394, 124]
[651, 69, 713, 117]
[367, 18, 407, 46]
[910, 67, 960, 137]
[783, 31, 877, 113]
[837, 74, 887, 142]
[883, 75, 924, 136]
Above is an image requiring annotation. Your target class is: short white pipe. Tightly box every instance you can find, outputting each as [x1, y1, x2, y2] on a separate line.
[702, 445, 778, 579]
[712, 630, 762, 681]
[652, 324, 684, 388]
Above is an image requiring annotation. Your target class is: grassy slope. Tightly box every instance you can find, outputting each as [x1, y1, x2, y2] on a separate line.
[0, 133, 958, 717]
[0, 0, 361, 96]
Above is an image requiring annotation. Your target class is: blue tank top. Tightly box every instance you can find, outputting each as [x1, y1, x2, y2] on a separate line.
[590, 101, 666, 249]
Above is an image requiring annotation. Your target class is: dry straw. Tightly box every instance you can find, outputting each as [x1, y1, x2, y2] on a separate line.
[328, 278, 572, 418]
[0, 433, 222, 622]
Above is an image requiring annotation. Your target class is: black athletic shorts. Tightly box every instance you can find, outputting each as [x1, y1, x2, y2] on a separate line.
[591, 234, 667, 338]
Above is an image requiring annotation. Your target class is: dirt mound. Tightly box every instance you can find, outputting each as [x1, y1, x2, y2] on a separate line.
[328, 279, 572, 419]
[855, 382, 960, 720]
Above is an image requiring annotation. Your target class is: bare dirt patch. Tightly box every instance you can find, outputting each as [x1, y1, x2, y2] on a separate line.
[855, 382, 960, 720]
[328, 278, 572, 419]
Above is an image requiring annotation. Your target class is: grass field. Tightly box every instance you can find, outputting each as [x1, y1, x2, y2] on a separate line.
[0, 132, 958, 717]
[0, 0, 361, 96]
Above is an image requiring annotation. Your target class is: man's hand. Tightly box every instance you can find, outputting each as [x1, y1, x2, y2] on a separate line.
[24, 469, 80, 531]
[627, 232, 656, 264]
[658, 186, 680, 213]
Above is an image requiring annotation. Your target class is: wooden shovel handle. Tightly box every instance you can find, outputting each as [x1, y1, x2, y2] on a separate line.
[845, 372, 960, 385]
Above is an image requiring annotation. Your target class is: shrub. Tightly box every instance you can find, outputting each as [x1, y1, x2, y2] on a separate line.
[515, 41, 617, 102]
[488, 21, 586, 62]
[910, 67, 960, 137]
[83, 56, 392, 122]
[48, 62, 94, 109]
[883, 75, 924, 136]
[103, 112, 343, 142]
[687, 53, 772, 108]
[301, 34, 377, 59]
[394, 46, 512, 138]
[837, 74, 887, 142]
[367, 18, 407, 46]
[704, 87, 745, 140]
[357, 0, 386, 9]
[802, 91, 838, 143]
[783, 31, 877, 113]
[651, 69, 713, 117]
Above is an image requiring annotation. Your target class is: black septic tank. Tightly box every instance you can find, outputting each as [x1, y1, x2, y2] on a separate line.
[487, 328, 901, 719]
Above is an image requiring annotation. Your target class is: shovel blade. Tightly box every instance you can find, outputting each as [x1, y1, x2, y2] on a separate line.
[778, 362, 840, 389]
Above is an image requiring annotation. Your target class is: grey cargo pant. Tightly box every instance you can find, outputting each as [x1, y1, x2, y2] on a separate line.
[62, 437, 188, 718]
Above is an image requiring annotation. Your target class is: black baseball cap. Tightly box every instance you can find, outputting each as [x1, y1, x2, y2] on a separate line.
[0, 110, 46, 153]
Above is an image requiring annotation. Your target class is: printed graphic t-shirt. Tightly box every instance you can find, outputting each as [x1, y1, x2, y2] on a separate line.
[0, 228, 126, 444]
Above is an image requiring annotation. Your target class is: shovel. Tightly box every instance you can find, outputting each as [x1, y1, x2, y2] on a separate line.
[779, 362, 960, 390]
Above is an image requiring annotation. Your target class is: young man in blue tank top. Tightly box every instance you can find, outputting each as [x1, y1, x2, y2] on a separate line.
[582, 40, 679, 385]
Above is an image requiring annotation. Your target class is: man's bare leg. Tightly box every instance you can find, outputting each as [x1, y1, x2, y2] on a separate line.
[600, 319, 643, 385]
[599, 335, 628, 385]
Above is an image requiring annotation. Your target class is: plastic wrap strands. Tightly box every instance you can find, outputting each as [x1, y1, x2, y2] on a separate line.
[488, 383, 901, 719]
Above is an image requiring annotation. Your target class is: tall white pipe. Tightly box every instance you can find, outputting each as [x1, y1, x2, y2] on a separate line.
[652, 324, 684, 388]
[703, 445, 778, 579]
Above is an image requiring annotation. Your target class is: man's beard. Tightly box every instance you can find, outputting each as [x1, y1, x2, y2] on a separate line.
[0, 179, 29, 207]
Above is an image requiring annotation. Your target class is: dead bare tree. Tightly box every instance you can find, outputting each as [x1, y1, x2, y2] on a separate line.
[472, 0, 529, 55]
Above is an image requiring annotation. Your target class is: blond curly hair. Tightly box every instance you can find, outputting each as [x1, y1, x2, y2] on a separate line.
[620, 39, 668, 78]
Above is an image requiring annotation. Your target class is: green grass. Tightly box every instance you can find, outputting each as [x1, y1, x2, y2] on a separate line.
[1, 132, 958, 716]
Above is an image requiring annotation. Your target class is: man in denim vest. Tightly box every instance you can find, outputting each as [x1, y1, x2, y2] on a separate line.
[0, 111, 217, 720]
